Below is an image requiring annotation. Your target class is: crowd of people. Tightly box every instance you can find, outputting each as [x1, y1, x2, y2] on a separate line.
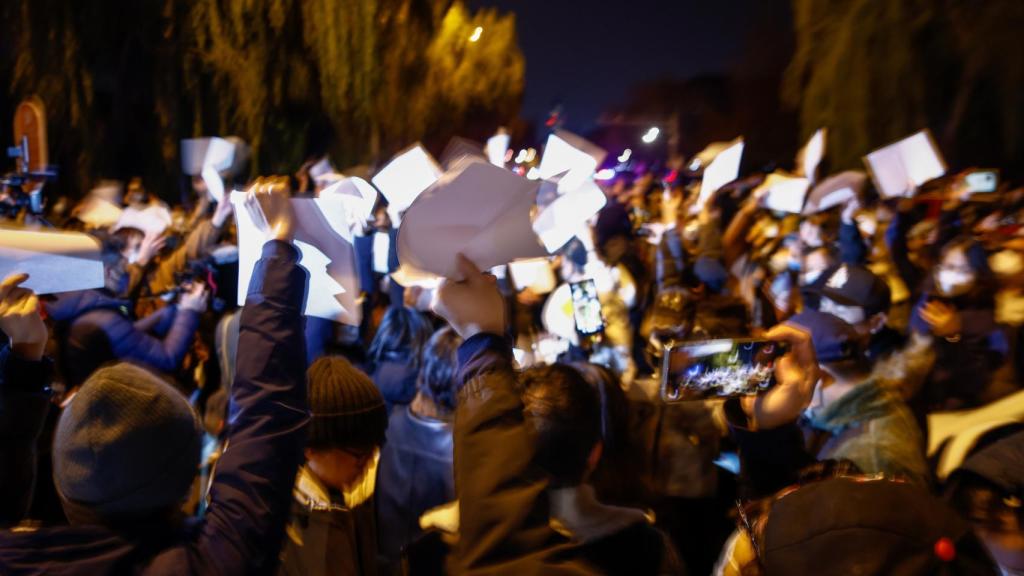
[0, 131, 1023, 576]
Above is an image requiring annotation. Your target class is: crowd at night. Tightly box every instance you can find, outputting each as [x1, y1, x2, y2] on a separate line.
[1, 1, 1024, 575]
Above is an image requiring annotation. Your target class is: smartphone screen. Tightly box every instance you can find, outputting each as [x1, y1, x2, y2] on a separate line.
[570, 279, 604, 336]
[660, 339, 786, 401]
[965, 170, 998, 194]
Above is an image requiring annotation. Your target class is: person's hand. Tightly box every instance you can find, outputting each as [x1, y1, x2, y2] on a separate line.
[244, 176, 294, 242]
[841, 196, 861, 225]
[178, 283, 210, 313]
[432, 254, 506, 340]
[740, 323, 820, 430]
[921, 300, 961, 338]
[211, 195, 234, 228]
[0, 273, 48, 361]
[135, 231, 167, 267]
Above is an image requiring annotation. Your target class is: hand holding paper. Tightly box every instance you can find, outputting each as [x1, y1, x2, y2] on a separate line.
[0, 273, 47, 360]
[244, 177, 294, 242]
[433, 254, 506, 340]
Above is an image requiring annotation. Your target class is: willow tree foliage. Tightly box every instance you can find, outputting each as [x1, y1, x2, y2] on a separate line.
[784, 0, 1024, 174]
[1, 0, 524, 198]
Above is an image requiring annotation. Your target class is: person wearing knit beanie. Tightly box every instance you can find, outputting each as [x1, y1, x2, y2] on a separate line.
[53, 362, 202, 525]
[279, 356, 389, 575]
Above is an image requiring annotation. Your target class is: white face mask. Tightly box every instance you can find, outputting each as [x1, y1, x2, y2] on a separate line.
[936, 269, 974, 297]
[856, 216, 878, 238]
[126, 249, 141, 265]
[818, 297, 866, 325]
[801, 269, 823, 286]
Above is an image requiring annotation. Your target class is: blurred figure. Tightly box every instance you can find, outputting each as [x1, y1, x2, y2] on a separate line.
[368, 307, 433, 410]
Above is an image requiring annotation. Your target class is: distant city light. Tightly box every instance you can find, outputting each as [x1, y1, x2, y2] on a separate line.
[642, 127, 660, 144]
[526, 167, 541, 180]
[617, 148, 632, 163]
[595, 168, 616, 181]
[469, 26, 483, 42]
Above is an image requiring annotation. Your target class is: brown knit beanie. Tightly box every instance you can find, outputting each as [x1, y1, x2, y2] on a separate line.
[307, 356, 388, 451]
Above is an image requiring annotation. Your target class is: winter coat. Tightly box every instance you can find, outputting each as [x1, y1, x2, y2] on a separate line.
[0, 346, 53, 526]
[45, 290, 199, 388]
[278, 466, 378, 576]
[375, 405, 454, 565]
[0, 240, 310, 575]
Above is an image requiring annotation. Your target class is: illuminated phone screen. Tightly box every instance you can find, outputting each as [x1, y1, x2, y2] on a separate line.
[661, 339, 786, 401]
[570, 279, 604, 336]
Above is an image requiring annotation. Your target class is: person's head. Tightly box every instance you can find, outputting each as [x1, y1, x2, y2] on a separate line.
[368, 307, 433, 369]
[809, 264, 891, 341]
[306, 356, 388, 492]
[112, 227, 145, 263]
[934, 236, 993, 299]
[947, 430, 1024, 575]
[800, 245, 838, 287]
[53, 363, 202, 527]
[520, 364, 602, 488]
[416, 327, 463, 415]
[787, 310, 871, 419]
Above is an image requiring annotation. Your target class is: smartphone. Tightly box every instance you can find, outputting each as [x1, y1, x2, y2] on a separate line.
[660, 339, 787, 401]
[570, 279, 604, 337]
[964, 170, 998, 195]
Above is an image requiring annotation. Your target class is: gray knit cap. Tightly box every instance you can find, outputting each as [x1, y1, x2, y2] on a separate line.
[307, 356, 388, 451]
[54, 363, 202, 521]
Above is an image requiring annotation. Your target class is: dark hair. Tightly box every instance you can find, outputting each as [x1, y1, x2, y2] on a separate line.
[520, 364, 601, 488]
[368, 307, 432, 370]
[416, 327, 463, 413]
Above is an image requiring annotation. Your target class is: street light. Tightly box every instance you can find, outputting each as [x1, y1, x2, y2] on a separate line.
[641, 127, 660, 144]
[469, 26, 483, 42]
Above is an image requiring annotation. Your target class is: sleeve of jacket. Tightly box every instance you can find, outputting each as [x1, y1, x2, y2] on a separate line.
[191, 240, 309, 574]
[133, 304, 177, 337]
[838, 221, 867, 265]
[721, 399, 814, 499]
[0, 346, 53, 527]
[452, 333, 570, 573]
[112, 305, 200, 373]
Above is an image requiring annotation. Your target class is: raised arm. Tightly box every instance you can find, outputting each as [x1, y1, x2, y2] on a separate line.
[191, 178, 310, 574]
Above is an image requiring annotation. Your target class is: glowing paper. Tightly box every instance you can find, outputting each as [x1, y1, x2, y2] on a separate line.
[798, 128, 827, 184]
[181, 137, 235, 176]
[803, 171, 867, 214]
[440, 137, 486, 171]
[397, 158, 547, 279]
[113, 205, 173, 236]
[232, 192, 361, 325]
[74, 195, 123, 228]
[538, 130, 607, 193]
[486, 132, 511, 167]
[508, 258, 557, 294]
[320, 176, 378, 229]
[372, 144, 441, 226]
[533, 179, 607, 253]
[757, 173, 811, 214]
[864, 130, 946, 198]
[697, 138, 744, 209]
[0, 228, 104, 294]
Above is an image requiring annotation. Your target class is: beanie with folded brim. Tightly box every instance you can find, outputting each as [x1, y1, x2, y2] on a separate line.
[307, 356, 388, 451]
[54, 362, 202, 523]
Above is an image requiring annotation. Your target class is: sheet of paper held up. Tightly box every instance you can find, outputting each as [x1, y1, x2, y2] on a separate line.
[486, 131, 511, 167]
[533, 178, 607, 252]
[538, 130, 607, 193]
[371, 144, 441, 226]
[798, 128, 826, 184]
[757, 173, 811, 214]
[803, 171, 868, 215]
[0, 228, 105, 294]
[114, 205, 173, 236]
[397, 158, 548, 279]
[508, 257, 557, 294]
[863, 130, 946, 198]
[232, 192, 361, 325]
[320, 176, 378, 230]
[696, 138, 744, 210]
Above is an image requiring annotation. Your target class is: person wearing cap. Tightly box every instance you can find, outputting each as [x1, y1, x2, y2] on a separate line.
[278, 356, 388, 576]
[0, 178, 311, 574]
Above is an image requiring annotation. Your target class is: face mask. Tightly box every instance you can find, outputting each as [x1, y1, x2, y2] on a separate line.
[856, 216, 878, 238]
[936, 269, 974, 297]
[801, 269, 823, 286]
[126, 249, 141, 265]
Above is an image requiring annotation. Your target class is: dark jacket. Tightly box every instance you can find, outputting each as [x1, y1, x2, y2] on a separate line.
[278, 466, 378, 576]
[46, 290, 200, 388]
[376, 405, 454, 565]
[0, 346, 53, 526]
[0, 240, 310, 575]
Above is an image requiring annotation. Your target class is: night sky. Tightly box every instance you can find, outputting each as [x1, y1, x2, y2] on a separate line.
[469, 0, 794, 133]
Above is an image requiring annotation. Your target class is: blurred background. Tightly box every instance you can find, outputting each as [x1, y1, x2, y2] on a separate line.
[0, 0, 1021, 200]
